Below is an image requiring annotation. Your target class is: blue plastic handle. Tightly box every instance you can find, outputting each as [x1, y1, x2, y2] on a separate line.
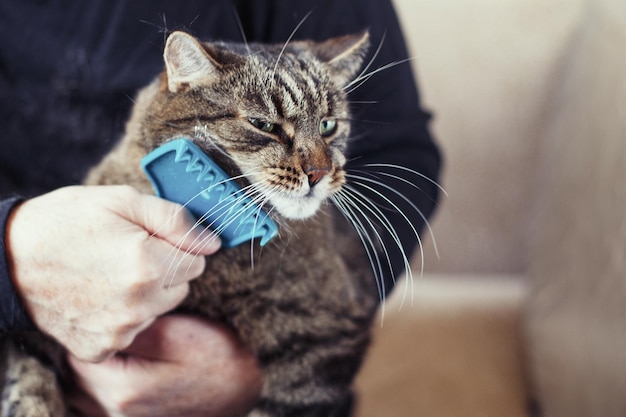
[141, 138, 278, 248]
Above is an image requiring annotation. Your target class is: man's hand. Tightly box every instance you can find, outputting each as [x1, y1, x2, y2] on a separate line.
[6, 185, 220, 362]
[69, 314, 263, 417]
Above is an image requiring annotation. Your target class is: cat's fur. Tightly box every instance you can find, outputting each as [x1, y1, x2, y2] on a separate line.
[2, 31, 383, 417]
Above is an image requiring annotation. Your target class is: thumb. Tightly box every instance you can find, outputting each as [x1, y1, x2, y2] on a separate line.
[115, 187, 221, 255]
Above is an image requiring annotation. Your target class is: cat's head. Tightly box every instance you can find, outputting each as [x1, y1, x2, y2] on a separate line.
[148, 30, 369, 220]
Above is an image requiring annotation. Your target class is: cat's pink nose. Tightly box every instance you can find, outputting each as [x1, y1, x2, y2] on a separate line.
[305, 167, 329, 187]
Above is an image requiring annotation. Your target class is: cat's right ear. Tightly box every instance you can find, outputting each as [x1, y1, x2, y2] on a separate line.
[164, 31, 220, 93]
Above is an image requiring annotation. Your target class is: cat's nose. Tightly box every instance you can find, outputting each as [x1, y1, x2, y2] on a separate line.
[305, 167, 329, 187]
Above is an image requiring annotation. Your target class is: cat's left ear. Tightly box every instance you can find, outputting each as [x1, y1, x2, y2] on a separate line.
[311, 31, 370, 88]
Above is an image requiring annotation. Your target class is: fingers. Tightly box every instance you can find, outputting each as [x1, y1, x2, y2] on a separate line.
[147, 196, 222, 256]
[142, 235, 208, 287]
[69, 315, 263, 417]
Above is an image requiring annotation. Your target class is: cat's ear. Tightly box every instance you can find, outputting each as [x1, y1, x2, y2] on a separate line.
[313, 31, 370, 88]
[164, 31, 220, 93]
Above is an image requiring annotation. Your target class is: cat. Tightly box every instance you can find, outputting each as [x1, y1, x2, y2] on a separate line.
[1, 30, 427, 417]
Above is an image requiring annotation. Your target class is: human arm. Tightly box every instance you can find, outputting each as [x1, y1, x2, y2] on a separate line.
[2, 185, 220, 361]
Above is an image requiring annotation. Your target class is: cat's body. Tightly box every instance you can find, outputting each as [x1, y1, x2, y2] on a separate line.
[2, 31, 384, 417]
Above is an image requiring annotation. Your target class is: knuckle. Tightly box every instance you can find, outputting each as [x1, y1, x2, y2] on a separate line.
[114, 184, 140, 199]
[119, 306, 148, 330]
[162, 283, 189, 311]
[102, 330, 133, 353]
[77, 345, 114, 363]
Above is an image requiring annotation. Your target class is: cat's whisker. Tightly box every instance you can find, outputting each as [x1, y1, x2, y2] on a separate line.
[163, 190, 262, 285]
[331, 193, 387, 320]
[193, 180, 273, 247]
[155, 171, 257, 244]
[340, 182, 418, 310]
[360, 163, 448, 197]
[347, 100, 379, 105]
[344, 58, 414, 95]
[193, 184, 263, 238]
[272, 10, 313, 76]
[335, 188, 395, 283]
[230, 6, 251, 55]
[350, 168, 443, 259]
[247, 186, 279, 269]
[345, 30, 386, 91]
[346, 169, 441, 261]
[160, 172, 270, 284]
[337, 183, 415, 310]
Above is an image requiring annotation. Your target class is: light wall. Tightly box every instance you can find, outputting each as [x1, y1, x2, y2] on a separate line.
[391, 0, 585, 274]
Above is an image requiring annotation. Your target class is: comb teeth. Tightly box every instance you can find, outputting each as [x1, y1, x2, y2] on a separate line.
[141, 138, 278, 248]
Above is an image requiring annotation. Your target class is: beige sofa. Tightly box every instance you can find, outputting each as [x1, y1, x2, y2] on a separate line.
[354, 1, 626, 416]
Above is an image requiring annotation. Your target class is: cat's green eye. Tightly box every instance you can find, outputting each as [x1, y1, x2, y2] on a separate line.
[319, 119, 338, 137]
[249, 118, 277, 134]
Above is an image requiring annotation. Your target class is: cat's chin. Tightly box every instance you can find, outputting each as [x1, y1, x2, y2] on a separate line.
[271, 196, 323, 220]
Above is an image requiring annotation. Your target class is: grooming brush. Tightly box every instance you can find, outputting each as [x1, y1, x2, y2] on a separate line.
[141, 137, 278, 248]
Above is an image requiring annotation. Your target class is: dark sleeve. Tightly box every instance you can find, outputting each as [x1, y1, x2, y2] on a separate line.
[240, 0, 442, 295]
[0, 197, 35, 335]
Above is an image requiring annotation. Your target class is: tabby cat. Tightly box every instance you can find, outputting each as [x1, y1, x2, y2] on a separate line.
[2, 30, 420, 417]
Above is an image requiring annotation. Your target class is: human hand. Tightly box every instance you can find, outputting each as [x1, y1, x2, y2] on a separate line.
[68, 314, 262, 417]
[6, 185, 220, 362]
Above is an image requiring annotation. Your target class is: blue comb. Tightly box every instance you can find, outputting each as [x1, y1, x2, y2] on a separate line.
[141, 137, 278, 248]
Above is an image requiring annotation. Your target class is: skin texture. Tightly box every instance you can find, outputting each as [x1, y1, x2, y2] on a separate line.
[69, 315, 263, 417]
[6, 185, 221, 362]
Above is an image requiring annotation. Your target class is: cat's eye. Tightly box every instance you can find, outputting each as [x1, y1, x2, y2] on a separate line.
[248, 118, 277, 134]
[319, 119, 338, 137]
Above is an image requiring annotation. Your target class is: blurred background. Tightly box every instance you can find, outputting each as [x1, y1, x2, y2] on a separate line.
[355, 0, 626, 416]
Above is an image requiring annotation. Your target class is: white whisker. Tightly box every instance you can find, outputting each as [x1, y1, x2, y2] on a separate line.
[160, 171, 270, 283]
[272, 10, 313, 76]
[230, 6, 251, 55]
[346, 171, 439, 261]
[344, 30, 386, 90]
[344, 58, 414, 95]
[332, 193, 387, 321]
[338, 184, 415, 309]
[360, 163, 448, 197]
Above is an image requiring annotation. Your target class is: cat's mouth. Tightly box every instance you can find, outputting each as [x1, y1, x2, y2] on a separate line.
[251, 178, 330, 220]
[268, 193, 325, 220]
[240, 163, 343, 220]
